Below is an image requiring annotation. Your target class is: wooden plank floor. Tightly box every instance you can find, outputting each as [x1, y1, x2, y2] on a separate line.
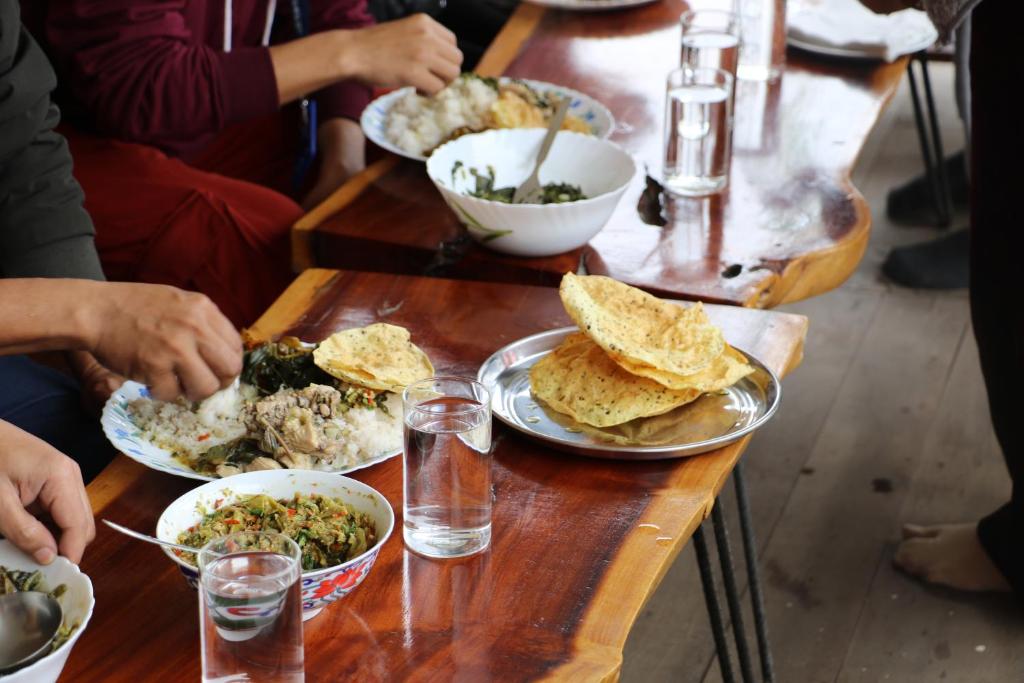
[622, 63, 1024, 682]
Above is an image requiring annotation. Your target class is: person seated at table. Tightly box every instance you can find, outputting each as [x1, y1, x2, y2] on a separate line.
[21, 0, 463, 327]
[861, 0, 1023, 606]
[1, 0, 242, 565]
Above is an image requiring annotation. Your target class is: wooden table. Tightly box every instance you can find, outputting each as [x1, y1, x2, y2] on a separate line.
[65, 269, 806, 681]
[294, 1, 906, 308]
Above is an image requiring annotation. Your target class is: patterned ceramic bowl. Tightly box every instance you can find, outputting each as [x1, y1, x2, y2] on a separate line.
[426, 129, 637, 257]
[0, 540, 95, 683]
[155, 470, 394, 621]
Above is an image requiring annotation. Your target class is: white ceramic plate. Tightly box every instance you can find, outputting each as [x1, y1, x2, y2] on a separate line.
[0, 541, 95, 683]
[786, 34, 934, 60]
[361, 77, 615, 163]
[525, 0, 660, 9]
[101, 381, 401, 482]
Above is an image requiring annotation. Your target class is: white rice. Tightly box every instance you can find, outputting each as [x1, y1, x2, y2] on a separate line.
[385, 76, 498, 155]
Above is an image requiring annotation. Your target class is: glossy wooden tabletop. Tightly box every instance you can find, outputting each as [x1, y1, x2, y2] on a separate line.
[64, 269, 807, 682]
[296, 1, 906, 307]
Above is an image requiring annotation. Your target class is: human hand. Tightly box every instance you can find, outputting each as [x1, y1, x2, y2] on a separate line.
[82, 282, 243, 402]
[858, 0, 921, 13]
[342, 14, 463, 95]
[301, 118, 367, 211]
[67, 350, 125, 413]
[0, 421, 95, 564]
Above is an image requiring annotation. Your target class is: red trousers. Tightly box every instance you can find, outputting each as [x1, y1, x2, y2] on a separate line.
[64, 114, 302, 327]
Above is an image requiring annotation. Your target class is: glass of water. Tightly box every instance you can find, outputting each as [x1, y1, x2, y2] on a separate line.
[199, 532, 304, 683]
[663, 66, 735, 197]
[735, 0, 786, 81]
[680, 9, 740, 75]
[403, 376, 492, 559]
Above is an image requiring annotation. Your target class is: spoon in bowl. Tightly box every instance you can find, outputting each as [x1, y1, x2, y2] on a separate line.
[102, 519, 197, 555]
[0, 591, 63, 673]
[512, 97, 571, 204]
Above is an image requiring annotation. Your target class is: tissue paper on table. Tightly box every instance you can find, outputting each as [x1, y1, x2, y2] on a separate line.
[787, 0, 938, 62]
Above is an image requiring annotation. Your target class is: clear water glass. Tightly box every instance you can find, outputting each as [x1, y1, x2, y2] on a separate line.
[735, 0, 786, 81]
[680, 9, 740, 75]
[403, 376, 492, 559]
[199, 532, 304, 683]
[663, 67, 735, 197]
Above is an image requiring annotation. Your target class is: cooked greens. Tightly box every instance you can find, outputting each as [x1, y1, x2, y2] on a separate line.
[1, 565, 76, 656]
[176, 493, 378, 571]
[458, 164, 587, 205]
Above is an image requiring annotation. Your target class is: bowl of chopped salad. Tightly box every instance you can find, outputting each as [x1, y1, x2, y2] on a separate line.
[0, 540, 95, 682]
[426, 128, 636, 257]
[156, 470, 394, 620]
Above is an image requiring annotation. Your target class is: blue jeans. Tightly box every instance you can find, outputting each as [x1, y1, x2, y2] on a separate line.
[0, 356, 113, 483]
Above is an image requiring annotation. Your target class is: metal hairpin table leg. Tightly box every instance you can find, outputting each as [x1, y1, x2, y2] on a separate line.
[906, 52, 952, 227]
[711, 503, 756, 683]
[734, 462, 775, 682]
[693, 524, 736, 683]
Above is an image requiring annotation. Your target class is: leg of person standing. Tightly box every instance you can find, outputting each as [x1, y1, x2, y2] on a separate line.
[894, 0, 1024, 601]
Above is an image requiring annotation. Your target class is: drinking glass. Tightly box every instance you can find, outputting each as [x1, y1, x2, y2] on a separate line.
[663, 67, 735, 197]
[735, 0, 786, 81]
[199, 532, 304, 683]
[403, 376, 492, 559]
[680, 9, 740, 76]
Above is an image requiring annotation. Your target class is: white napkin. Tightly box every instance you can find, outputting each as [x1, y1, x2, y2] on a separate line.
[787, 0, 938, 62]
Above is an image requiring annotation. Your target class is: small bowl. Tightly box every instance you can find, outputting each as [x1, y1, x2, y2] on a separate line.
[0, 540, 95, 683]
[156, 470, 394, 621]
[426, 129, 637, 257]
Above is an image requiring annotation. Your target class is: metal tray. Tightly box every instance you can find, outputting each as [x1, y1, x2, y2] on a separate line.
[477, 327, 781, 460]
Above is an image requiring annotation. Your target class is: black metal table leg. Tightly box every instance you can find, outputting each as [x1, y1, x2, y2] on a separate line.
[712, 503, 757, 683]
[693, 523, 737, 683]
[734, 462, 775, 683]
[906, 53, 952, 227]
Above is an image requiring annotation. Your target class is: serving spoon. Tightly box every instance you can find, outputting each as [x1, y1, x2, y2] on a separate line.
[512, 97, 572, 204]
[102, 519, 197, 555]
[0, 591, 63, 673]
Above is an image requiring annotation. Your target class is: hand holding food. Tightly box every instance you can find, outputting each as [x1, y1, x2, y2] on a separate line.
[0, 421, 95, 565]
[83, 282, 243, 402]
[344, 14, 463, 95]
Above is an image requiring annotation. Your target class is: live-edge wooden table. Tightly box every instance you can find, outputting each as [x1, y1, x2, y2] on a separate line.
[65, 269, 807, 682]
[293, 1, 907, 308]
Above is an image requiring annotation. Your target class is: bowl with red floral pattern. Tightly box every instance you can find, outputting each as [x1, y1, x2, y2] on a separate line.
[154, 470, 394, 620]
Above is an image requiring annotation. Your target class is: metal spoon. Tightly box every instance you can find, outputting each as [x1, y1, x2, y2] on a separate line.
[102, 519, 196, 555]
[512, 97, 572, 204]
[0, 591, 63, 673]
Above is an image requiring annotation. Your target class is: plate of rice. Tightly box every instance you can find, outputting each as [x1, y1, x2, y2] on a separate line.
[101, 324, 434, 481]
[362, 74, 615, 162]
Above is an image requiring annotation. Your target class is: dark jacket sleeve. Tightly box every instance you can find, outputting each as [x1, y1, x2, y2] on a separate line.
[0, 4, 104, 280]
[42, 0, 279, 151]
[307, 0, 375, 123]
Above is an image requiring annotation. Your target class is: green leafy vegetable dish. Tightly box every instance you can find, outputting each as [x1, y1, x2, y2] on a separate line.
[453, 162, 587, 204]
[176, 493, 378, 571]
[1, 566, 77, 653]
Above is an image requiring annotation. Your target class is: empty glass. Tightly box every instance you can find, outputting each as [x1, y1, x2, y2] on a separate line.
[403, 376, 492, 559]
[680, 9, 740, 76]
[199, 532, 304, 683]
[735, 0, 786, 81]
[663, 67, 735, 197]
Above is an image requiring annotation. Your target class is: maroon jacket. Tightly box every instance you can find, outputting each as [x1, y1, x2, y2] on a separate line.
[26, 1, 374, 159]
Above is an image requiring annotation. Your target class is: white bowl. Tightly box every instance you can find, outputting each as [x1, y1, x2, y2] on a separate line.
[156, 470, 394, 621]
[426, 129, 637, 257]
[0, 540, 95, 683]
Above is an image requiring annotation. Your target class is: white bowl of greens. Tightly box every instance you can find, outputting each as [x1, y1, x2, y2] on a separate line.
[426, 129, 636, 257]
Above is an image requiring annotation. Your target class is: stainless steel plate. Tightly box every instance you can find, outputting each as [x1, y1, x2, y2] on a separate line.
[477, 327, 781, 459]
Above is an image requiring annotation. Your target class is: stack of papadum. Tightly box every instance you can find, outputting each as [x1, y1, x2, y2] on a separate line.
[529, 273, 753, 429]
[314, 323, 434, 392]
